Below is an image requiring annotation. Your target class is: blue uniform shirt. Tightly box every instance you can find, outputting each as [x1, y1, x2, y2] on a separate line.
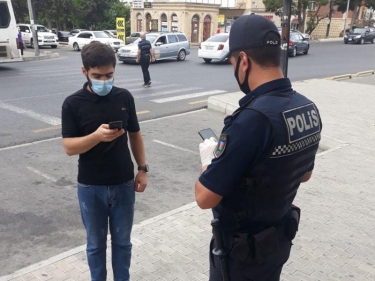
[199, 78, 293, 197]
[138, 39, 152, 56]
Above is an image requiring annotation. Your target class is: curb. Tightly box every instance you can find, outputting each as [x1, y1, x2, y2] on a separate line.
[326, 70, 375, 80]
[23, 53, 60, 62]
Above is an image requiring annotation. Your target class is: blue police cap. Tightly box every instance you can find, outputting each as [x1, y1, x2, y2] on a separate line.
[229, 14, 281, 53]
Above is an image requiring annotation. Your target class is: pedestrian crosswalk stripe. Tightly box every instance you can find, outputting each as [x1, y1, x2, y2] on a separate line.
[150, 90, 226, 103]
[130, 84, 180, 92]
[135, 87, 202, 98]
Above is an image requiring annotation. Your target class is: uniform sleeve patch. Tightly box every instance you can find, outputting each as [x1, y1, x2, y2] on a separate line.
[214, 133, 227, 158]
[282, 103, 321, 143]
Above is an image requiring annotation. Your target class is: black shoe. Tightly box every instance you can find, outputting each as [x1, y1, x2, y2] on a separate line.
[142, 83, 147, 87]
[147, 81, 152, 87]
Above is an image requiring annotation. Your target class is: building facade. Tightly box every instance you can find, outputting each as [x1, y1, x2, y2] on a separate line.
[129, 0, 280, 43]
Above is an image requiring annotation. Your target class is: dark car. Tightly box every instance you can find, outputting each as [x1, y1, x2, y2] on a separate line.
[288, 32, 309, 57]
[57, 31, 71, 43]
[344, 28, 375, 44]
[70, 29, 87, 36]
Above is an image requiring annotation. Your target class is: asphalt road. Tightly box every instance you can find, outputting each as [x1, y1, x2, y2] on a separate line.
[0, 40, 374, 275]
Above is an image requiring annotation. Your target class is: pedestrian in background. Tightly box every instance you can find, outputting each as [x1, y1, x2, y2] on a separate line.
[136, 32, 155, 87]
[17, 28, 23, 57]
[195, 14, 322, 281]
[61, 41, 148, 281]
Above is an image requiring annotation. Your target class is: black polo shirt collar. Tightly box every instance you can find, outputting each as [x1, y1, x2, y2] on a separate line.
[239, 78, 292, 107]
[82, 82, 114, 102]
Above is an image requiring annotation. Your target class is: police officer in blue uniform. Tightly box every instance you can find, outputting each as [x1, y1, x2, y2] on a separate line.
[195, 14, 322, 281]
[136, 32, 155, 87]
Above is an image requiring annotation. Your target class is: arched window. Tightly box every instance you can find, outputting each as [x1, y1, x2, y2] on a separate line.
[191, 15, 200, 43]
[171, 13, 178, 32]
[161, 13, 167, 32]
[203, 15, 211, 41]
[146, 13, 152, 32]
[137, 13, 142, 32]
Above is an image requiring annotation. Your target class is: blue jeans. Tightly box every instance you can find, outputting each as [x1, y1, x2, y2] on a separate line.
[77, 180, 135, 281]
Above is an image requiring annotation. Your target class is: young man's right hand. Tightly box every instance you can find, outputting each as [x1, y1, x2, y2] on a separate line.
[94, 124, 125, 142]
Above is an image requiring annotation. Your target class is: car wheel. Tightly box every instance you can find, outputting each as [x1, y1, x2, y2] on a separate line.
[203, 58, 212, 63]
[177, 50, 186, 61]
[360, 38, 364, 44]
[371, 39, 374, 44]
[73, 43, 80, 51]
[303, 45, 309, 55]
[51, 45, 57, 49]
[344, 41, 348, 44]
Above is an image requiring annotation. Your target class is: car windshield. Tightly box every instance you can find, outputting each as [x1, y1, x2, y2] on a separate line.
[132, 35, 157, 44]
[352, 28, 366, 34]
[36, 26, 49, 32]
[206, 34, 229, 42]
[60, 32, 70, 36]
[93, 31, 111, 38]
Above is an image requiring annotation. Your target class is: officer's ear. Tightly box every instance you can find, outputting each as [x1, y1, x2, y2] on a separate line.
[238, 51, 251, 74]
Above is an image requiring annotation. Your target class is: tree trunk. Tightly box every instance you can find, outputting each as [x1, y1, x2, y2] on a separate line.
[298, 0, 303, 31]
[302, 4, 307, 32]
[350, 0, 360, 27]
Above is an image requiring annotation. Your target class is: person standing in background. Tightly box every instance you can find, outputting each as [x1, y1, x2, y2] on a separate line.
[17, 28, 23, 57]
[136, 32, 155, 87]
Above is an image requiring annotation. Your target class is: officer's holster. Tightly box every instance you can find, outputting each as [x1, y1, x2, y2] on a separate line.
[229, 204, 300, 264]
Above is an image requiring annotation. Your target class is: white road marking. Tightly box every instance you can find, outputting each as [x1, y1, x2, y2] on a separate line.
[130, 84, 180, 92]
[135, 87, 202, 98]
[153, 140, 199, 155]
[151, 90, 226, 103]
[0, 101, 61, 125]
[26, 166, 72, 189]
[27, 166, 58, 182]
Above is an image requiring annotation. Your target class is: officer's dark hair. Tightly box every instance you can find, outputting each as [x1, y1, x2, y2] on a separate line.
[81, 41, 116, 71]
[231, 46, 280, 68]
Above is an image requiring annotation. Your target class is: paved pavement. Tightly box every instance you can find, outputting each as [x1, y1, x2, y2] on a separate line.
[1, 73, 375, 281]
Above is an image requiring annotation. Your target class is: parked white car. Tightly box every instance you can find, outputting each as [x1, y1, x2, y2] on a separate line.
[198, 33, 230, 63]
[17, 24, 58, 48]
[68, 31, 125, 52]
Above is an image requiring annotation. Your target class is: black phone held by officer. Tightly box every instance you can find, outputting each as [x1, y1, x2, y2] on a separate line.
[198, 128, 218, 141]
[109, 121, 123, 130]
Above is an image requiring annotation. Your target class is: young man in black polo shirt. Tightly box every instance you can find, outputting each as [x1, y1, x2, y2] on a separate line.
[61, 41, 148, 281]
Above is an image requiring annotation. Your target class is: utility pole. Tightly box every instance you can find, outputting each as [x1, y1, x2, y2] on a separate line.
[26, 0, 39, 56]
[326, 0, 334, 37]
[281, 0, 292, 77]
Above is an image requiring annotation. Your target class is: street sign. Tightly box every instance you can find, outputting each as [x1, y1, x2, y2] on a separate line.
[116, 17, 126, 43]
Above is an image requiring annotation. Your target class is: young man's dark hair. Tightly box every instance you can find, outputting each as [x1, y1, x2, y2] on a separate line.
[81, 41, 116, 70]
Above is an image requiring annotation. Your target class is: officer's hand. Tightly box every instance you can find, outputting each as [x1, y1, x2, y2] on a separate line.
[135, 59, 139, 63]
[199, 137, 218, 167]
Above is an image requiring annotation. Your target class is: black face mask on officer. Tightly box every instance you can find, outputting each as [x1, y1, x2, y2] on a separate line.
[234, 55, 251, 95]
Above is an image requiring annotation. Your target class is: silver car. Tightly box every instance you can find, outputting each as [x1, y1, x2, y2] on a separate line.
[117, 32, 190, 63]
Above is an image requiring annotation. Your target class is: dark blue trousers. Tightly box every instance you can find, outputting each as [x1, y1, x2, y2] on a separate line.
[209, 236, 292, 281]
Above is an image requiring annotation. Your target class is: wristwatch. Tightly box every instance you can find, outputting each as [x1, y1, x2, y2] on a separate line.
[138, 164, 149, 172]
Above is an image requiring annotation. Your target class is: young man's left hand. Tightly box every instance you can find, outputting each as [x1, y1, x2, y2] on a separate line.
[134, 171, 147, 192]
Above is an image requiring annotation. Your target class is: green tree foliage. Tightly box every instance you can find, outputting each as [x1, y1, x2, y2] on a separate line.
[305, 0, 329, 34]
[12, 0, 130, 33]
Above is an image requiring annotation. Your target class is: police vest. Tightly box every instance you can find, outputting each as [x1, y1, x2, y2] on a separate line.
[215, 90, 322, 233]
[138, 40, 151, 56]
